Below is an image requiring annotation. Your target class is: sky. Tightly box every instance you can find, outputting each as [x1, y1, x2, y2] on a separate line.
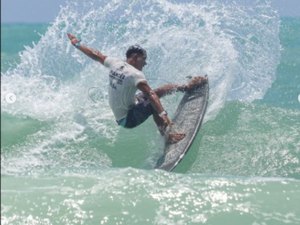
[1, 0, 300, 23]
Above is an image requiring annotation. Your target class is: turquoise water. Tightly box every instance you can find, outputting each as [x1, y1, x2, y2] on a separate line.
[1, 0, 300, 224]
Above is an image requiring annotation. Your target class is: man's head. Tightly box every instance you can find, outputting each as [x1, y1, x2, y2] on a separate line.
[126, 45, 147, 71]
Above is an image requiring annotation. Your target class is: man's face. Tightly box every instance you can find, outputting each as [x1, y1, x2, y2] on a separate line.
[135, 54, 147, 71]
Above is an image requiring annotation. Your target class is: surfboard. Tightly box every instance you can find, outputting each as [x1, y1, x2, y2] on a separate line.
[155, 79, 209, 171]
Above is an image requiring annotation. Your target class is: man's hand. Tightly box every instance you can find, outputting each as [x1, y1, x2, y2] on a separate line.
[67, 33, 80, 46]
[66, 33, 107, 64]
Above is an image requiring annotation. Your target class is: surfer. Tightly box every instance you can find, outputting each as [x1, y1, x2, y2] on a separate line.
[67, 33, 207, 143]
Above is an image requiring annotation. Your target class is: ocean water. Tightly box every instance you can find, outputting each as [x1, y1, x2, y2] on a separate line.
[1, 0, 300, 224]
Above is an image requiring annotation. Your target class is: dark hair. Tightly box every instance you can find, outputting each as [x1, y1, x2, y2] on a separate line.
[126, 45, 147, 58]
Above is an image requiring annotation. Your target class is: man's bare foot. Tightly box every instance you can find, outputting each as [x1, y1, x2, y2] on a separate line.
[167, 133, 186, 144]
[186, 76, 208, 91]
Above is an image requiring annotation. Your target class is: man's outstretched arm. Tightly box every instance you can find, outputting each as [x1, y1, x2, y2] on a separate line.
[67, 33, 107, 64]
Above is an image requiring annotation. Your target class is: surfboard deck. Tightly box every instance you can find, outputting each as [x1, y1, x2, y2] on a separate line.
[155, 80, 209, 171]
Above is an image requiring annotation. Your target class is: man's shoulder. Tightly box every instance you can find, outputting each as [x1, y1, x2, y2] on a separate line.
[128, 68, 146, 86]
[104, 57, 123, 68]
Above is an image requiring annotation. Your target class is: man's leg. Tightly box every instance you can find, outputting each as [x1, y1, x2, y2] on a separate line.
[153, 76, 207, 98]
[153, 83, 184, 98]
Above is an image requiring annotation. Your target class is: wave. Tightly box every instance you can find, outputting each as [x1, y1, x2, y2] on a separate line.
[1, 0, 281, 176]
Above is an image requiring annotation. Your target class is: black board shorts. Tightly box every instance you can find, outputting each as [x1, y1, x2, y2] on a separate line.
[120, 93, 154, 128]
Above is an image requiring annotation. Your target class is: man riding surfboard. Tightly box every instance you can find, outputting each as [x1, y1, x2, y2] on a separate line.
[67, 33, 207, 143]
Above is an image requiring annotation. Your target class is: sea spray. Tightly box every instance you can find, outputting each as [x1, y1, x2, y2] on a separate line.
[2, 0, 280, 173]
